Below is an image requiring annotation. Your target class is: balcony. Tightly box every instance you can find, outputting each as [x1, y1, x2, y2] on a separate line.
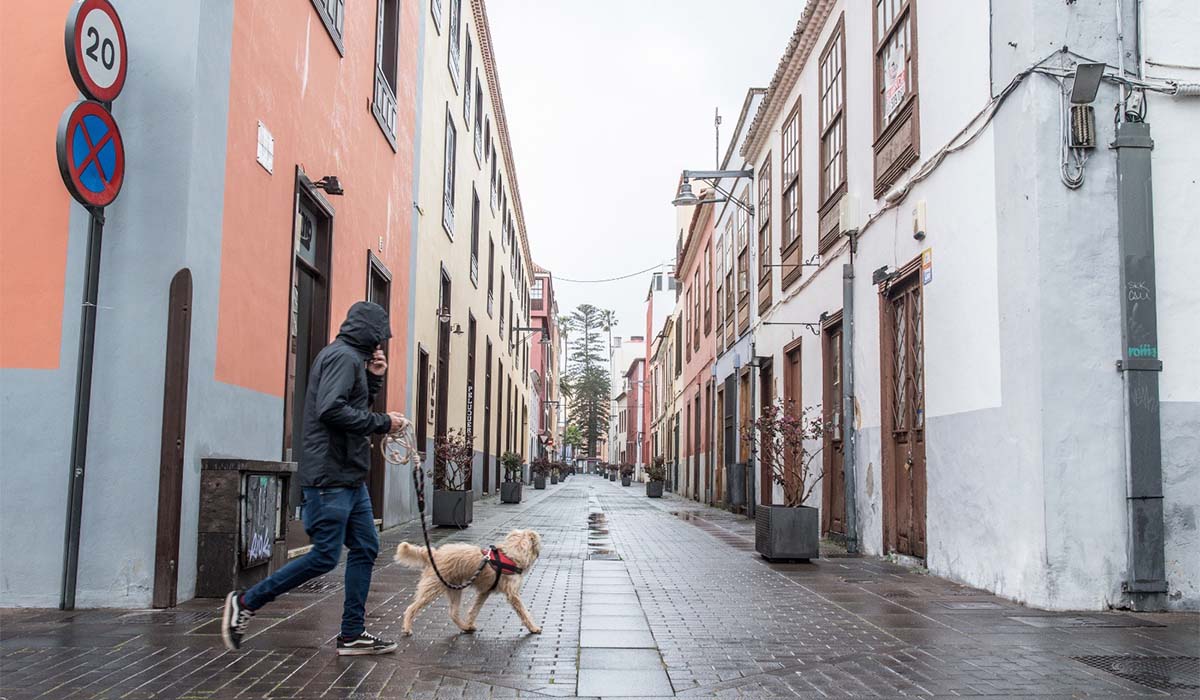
[371, 67, 398, 149]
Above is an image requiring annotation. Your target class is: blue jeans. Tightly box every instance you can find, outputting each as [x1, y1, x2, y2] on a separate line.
[243, 483, 379, 638]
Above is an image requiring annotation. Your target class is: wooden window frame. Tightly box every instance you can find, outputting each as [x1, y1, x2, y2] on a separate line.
[469, 187, 480, 287]
[371, 0, 400, 150]
[441, 106, 457, 237]
[463, 32, 473, 128]
[872, 0, 921, 198]
[780, 96, 803, 291]
[447, 0, 462, 90]
[818, 14, 848, 251]
[704, 244, 712, 335]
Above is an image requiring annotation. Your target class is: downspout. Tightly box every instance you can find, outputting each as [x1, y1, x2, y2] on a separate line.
[842, 232, 859, 554]
[1113, 0, 1166, 611]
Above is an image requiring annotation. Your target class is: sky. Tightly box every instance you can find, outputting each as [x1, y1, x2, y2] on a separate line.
[487, 0, 802, 342]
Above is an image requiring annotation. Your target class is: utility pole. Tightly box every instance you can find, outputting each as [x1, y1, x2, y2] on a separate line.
[714, 107, 722, 169]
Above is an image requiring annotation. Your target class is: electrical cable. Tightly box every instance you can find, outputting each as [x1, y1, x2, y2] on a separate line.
[555, 262, 669, 284]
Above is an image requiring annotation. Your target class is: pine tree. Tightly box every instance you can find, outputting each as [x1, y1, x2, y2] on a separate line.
[560, 304, 611, 458]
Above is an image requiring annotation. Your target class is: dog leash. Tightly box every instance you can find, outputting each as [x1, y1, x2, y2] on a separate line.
[383, 421, 491, 592]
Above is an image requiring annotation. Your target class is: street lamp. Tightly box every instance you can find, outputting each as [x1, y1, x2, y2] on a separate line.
[671, 169, 755, 216]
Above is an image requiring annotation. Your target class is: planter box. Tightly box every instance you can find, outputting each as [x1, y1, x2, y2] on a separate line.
[432, 490, 473, 528]
[621, 476, 632, 486]
[755, 505, 818, 561]
[646, 481, 664, 498]
[534, 475, 547, 490]
[726, 462, 747, 507]
[500, 482, 522, 503]
[609, 473, 617, 482]
[551, 475, 559, 485]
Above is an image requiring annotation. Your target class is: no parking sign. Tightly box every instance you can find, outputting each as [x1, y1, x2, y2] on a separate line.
[56, 100, 125, 208]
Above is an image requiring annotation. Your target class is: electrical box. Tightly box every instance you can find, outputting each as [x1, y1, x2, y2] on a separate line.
[1070, 105, 1096, 148]
[839, 193, 860, 233]
[912, 200, 927, 241]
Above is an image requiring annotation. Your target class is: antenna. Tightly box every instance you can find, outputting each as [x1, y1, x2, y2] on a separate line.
[714, 107, 722, 168]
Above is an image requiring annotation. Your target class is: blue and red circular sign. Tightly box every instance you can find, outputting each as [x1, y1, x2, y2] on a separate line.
[56, 100, 125, 208]
[65, 0, 128, 103]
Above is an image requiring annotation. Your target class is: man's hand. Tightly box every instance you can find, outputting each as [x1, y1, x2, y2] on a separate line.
[368, 348, 388, 376]
[387, 412, 407, 434]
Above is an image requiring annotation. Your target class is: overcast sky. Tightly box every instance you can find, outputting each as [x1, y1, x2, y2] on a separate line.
[487, 0, 801, 341]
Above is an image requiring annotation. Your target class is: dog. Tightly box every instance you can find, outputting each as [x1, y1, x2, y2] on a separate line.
[394, 529, 543, 636]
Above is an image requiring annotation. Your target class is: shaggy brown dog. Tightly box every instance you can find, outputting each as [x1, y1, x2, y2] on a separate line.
[394, 529, 542, 636]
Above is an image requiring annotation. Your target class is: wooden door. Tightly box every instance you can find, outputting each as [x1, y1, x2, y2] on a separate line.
[483, 341, 492, 492]
[782, 340, 802, 508]
[692, 394, 701, 500]
[821, 320, 845, 536]
[723, 376, 736, 501]
[152, 269, 191, 608]
[715, 384, 724, 504]
[435, 272, 451, 450]
[758, 360, 773, 506]
[882, 274, 927, 558]
[366, 253, 391, 519]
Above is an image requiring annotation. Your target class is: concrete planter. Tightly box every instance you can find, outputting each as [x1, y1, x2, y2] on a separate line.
[621, 476, 632, 487]
[534, 475, 547, 490]
[500, 482, 522, 503]
[432, 490, 473, 528]
[646, 481, 664, 498]
[755, 505, 818, 561]
[551, 474, 559, 485]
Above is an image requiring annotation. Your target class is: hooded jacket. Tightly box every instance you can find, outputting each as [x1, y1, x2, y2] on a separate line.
[297, 301, 394, 488]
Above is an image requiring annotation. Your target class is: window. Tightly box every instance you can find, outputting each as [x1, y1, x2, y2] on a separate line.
[692, 272, 700, 350]
[737, 249, 749, 303]
[473, 79, 483, 163]
[442, 108, 457, 236]
[489, 156, 498, 209]
[499, 273, 506, 336]
[758, 155, 772, 279]
[715, 233, 724, 333]
[531, 278, 544, 302]
[447, 0, 462, 88]
[704, 244, 712, 334]
[463, 33, 473, 126]
[781, 100, 801, 251]
[873, 0, 920, 196]
[484, 117, 491, 161]
[819, 17, 847, 205]
[470, 188, 480, 285]
[487, 237, 495, 317]
[724, 220, 734, 326]
[312, 0, 345, 54]
[372, 0, 401, 146]
[430, 0, 443, 32]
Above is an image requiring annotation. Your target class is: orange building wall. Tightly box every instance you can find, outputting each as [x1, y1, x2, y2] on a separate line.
[0, 0, 78, 369]
[215, 1, 418, 400]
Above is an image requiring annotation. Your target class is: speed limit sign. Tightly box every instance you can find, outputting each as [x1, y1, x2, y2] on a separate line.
[64, 0, 128, 103]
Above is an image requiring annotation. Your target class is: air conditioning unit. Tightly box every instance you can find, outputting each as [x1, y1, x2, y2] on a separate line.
[1070, 105, 1096, 148]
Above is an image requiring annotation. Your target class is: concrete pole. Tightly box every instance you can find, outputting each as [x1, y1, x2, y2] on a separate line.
[842, 257, 859, 554]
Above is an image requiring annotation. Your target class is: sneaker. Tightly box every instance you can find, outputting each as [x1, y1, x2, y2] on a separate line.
[336, 632, 398, 656]
[221, 590, 254, 651]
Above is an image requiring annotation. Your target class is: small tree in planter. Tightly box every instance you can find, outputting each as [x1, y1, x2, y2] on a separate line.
[620, 464, 634, 487]
[531, 456, 549, 489]
[646, 456, 666, 498]
[432, 429, 474, 527]
[550, 462, 561, 485]
[607, 463, 617, 482]
[500, 451, 523, 503]
[741, 401, 824, 561]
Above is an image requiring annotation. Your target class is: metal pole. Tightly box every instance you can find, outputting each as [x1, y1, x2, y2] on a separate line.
[1113, 119, 1166, 611]
[61, 207, 105, 610]
[842, 255, 859, 554]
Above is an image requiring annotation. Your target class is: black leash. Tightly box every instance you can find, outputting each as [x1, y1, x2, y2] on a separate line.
[411, 459, 489, 591]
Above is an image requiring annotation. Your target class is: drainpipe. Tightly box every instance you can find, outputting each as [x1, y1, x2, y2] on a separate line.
[1113, 117, 1167, 611]
[842, 233, 859, 554]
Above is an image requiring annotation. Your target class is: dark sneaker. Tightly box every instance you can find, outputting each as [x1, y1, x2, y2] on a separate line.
[336, 632, 398, 656]
[221, 590, 254, 651]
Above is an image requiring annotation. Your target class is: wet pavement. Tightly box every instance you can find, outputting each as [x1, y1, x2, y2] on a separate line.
[2, 474, 1197, 698]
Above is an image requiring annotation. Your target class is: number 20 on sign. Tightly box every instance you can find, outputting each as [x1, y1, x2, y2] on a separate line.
[65, 0, 128, 103]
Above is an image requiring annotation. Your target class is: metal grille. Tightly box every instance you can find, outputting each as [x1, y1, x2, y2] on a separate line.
[296, 580, 343, 593]
[939, 601, 1003, 609]
[1073, 656, 1199, 692]
[117, 611, 216, 625]
[1010, 614, 1163, 628]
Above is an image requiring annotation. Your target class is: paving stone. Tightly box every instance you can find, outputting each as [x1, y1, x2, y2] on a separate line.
[577, 669, 674, 697]
[580, 629, 659, 648]
[579, 648, 664, 669]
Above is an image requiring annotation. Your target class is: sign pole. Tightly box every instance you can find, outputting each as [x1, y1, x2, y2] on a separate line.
[60, 206, 105, 610]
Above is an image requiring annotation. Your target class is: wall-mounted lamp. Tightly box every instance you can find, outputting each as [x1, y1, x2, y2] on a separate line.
[671, 169, 755, 216]
[313, 176, 344, 196]
[436, 307, 452, 324]
[1069, 62, 1106, 104]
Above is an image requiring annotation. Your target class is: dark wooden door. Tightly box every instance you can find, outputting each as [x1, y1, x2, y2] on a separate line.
[483, 340, 492, 492]
[821, 322, 845, 536]
[435, 273, 451, 453]
[759, 360, 773, 506]
[366, 253, 391, 519]
[692, 395, 700, 500]
[882, 275, 927, 558]
[152, 269, 191, 608]
[723, 376, 736, 501]
[782, 340, 803, 508]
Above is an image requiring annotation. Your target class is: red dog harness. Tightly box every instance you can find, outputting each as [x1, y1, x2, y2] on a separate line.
[482, 546, 522, 591]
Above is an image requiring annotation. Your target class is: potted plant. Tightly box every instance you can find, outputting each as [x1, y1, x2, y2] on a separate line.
[500, 451, 523, 503]
[741, 401, 825, 561]
[550, 464, 560, 485]
[646, 456, 666, 498]
[432, 428, 474, 528]
[620, 464, 634, 487]
[607, 463, 617, 482]
[531, 456, 549, 490]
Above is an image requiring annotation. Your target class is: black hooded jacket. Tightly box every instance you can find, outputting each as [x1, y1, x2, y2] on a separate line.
[297, 301, 394, 488]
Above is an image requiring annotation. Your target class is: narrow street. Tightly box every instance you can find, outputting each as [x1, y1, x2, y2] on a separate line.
[2, 476, 1196, 699]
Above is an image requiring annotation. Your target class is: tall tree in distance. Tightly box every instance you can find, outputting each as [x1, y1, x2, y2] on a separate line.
[560, 304, 611, 459]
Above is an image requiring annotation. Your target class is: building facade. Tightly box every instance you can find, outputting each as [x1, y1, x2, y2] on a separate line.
[530, 265, 561, 459]
[410, 0, 536, 497]
[734, 0, 1198, 611]
[1, 0, 420, 607]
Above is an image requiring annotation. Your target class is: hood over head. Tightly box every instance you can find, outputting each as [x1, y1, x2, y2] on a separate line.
[337, 301, 392, 352]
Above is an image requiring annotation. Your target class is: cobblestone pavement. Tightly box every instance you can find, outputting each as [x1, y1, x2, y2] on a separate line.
[3, 475, 1197, 699]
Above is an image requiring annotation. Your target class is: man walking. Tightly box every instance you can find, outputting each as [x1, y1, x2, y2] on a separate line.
[223, 301, 404, 655]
